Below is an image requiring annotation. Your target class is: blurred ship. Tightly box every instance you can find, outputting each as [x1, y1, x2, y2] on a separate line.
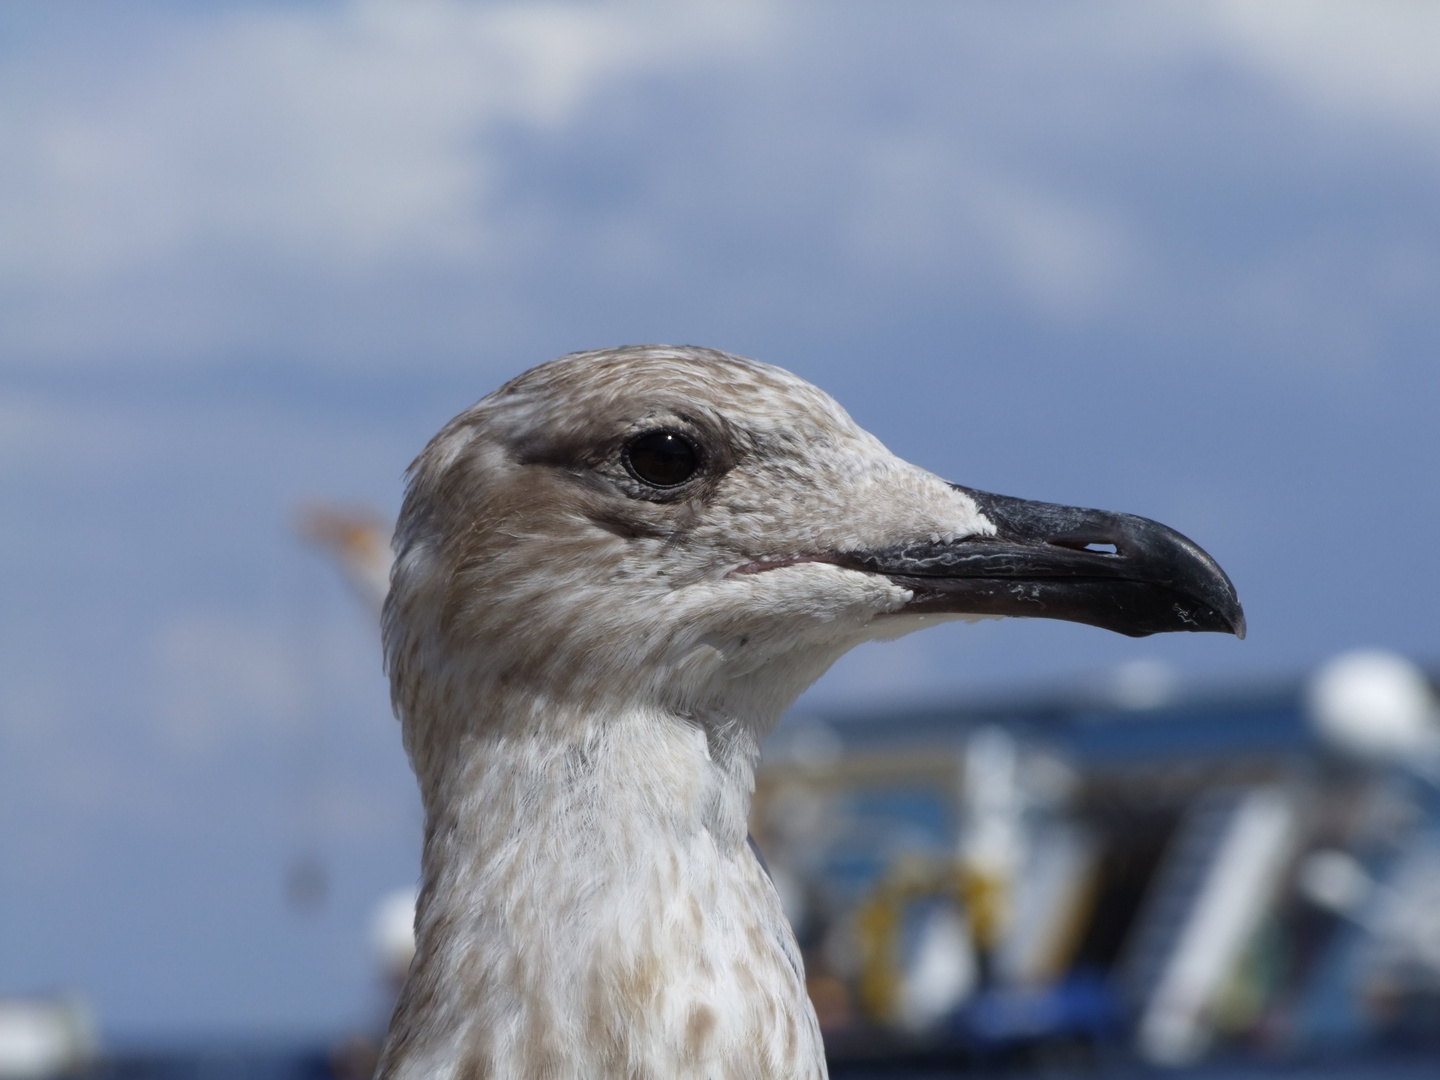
[752, 651, 1440, 1074]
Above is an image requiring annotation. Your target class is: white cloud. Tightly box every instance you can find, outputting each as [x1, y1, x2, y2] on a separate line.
[1209, 1, 1440, 138]
[2, 0, 771, 277]
[971, 178, 1140, 321]
[0, 0, 772, 359]
[838, 128, 1139, 320]
[1, 1, 1436, 371]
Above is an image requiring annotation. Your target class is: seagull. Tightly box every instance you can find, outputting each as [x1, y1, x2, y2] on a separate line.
[376, 345, 1243, 1080]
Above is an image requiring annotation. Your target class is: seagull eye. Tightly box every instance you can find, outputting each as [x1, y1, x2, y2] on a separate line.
[624, 431, 699, 487]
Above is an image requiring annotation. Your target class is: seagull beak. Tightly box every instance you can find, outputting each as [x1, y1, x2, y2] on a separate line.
[839, 486, 1245, 639]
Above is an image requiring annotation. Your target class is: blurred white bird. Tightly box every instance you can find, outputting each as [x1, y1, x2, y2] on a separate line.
[376, 345, 1243, 1080]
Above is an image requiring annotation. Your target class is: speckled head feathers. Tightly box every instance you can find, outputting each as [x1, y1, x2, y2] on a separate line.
[384, 345, 986, 780]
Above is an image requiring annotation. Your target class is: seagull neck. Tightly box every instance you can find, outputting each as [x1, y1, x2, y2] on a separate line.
[383, 697, 798, 1078]
[418, 696, 760, 866]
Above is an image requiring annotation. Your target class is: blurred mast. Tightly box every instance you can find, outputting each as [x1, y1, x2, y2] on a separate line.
[282, 503, 393, 913]
[295, 503, 394, 617]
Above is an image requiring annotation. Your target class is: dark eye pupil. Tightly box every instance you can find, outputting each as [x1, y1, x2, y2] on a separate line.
[626, 431, 699, 487]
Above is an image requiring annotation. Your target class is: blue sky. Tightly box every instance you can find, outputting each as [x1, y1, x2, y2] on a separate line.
[2, 0, 1439, 1040]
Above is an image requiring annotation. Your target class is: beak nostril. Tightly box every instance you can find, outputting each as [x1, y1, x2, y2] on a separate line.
[1049, 538, 1121, 555]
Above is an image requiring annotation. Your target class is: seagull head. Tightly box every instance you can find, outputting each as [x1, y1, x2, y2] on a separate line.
[386, 345, 1242, 764]
[379, 343, 1244, 1080]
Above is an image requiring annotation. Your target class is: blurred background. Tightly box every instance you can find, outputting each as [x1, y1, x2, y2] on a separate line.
[2, 1, 1439, 1076]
